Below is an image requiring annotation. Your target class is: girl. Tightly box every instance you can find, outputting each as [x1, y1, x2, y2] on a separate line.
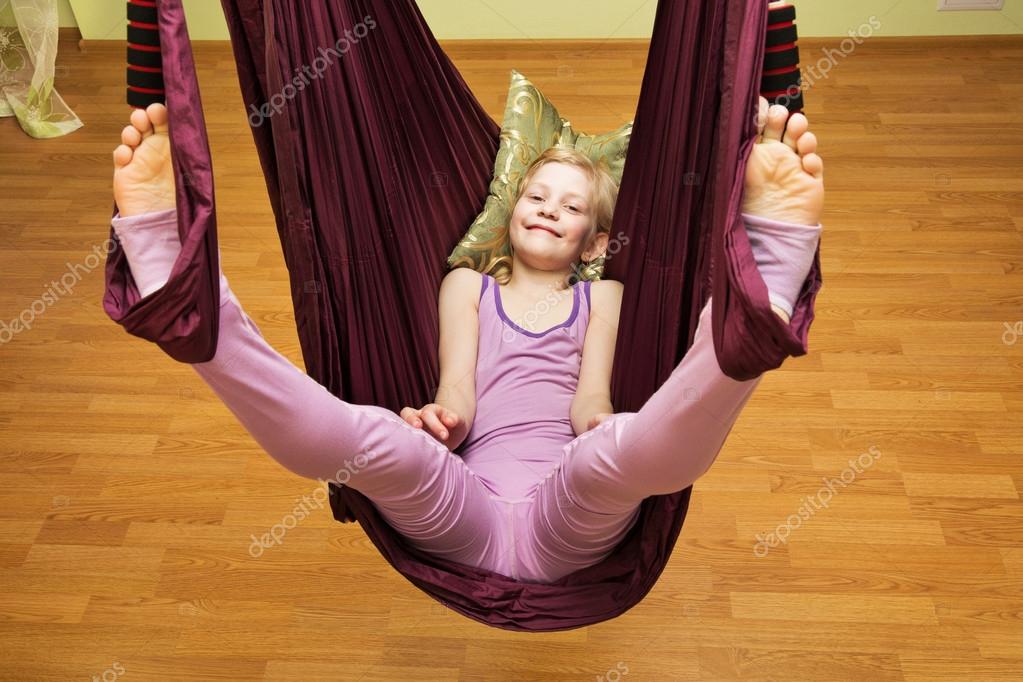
[110, 96, 823, 583]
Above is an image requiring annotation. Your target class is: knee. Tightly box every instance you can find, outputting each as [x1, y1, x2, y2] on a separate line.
[562, 414, 647, 511]
[330, 404, 452, 493]
[580, 411, 719, 499]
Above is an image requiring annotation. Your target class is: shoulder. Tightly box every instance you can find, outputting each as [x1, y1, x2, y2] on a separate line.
[441, 267, 485, 309]
[587, 279, 623, 322]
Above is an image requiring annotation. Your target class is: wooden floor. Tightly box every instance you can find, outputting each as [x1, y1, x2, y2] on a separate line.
[1, 28, 1021, 681]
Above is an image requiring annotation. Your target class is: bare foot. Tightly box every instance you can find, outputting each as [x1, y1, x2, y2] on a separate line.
[741, 96, 824, 226]
[112, 103, 176, 218]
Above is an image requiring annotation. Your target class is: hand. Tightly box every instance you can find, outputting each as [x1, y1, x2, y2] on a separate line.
[586, 412, 613, 432]
[400, 403, 467, 448]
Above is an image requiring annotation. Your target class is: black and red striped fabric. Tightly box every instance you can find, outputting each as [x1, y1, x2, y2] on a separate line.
[126, 0, 164, 108]
[761, 2, 803, 113]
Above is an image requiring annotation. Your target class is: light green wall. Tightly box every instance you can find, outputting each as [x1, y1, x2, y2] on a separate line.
[416, 0, 1023, 38]
[66, 0, 1022, 40]
[57, 0, 77, 27]
[68, 0, 228, 39]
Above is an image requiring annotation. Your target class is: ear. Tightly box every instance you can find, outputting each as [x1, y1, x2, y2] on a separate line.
[581, 230, 609, 263]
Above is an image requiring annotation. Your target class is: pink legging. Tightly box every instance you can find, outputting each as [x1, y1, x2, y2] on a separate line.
[111, 208, 820, 584]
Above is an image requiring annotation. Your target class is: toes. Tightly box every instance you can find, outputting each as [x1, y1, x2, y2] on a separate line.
[113, 144, 133, 169]
[796, 130, 817, 157]
[782, 113, 808, 152]
[763, 103, 788, 142]
[129, 107, 154, 138]
[146, 102, 169, 135]
[121, 124, 141, 148]
[802, 152, 823, 180]
[755, 96, 769, 138]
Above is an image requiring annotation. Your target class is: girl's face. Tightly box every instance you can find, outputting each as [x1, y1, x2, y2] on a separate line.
[508, 162, 604, 272]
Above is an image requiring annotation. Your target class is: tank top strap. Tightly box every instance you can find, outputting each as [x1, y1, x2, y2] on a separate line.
[573, 278, 591, 340]
[477, 272, 591, 342]
[479, 271, 491, 302]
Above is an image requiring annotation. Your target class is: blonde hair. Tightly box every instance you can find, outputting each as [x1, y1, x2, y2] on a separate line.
[487, 146, 619, 285]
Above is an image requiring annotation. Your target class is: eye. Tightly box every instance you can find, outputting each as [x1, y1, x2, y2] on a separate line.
[566, 205, 582, 213]
[528, 194, 543, 201]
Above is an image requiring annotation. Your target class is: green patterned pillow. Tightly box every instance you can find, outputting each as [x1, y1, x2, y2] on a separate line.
[446, 69, 632, 282]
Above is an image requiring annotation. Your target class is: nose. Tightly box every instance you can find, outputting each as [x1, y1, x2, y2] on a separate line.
[537, 202, 558, 220]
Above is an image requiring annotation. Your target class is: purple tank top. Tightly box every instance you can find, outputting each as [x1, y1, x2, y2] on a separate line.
[455, 273, 592, 500]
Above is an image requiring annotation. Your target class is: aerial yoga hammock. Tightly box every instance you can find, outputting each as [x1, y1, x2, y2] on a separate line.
[104, 0, 818, 631]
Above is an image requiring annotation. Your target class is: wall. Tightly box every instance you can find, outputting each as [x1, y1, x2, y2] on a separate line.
[56, 0, 76, 27]
[65, 0, 1023, 40]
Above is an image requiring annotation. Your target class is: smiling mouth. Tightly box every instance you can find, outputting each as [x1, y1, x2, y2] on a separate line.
[525, 224, 561, 238]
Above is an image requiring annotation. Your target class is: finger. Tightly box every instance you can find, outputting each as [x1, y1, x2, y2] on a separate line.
[421, 409, 448, 440]
[442, 408, 461, 426]
[426, 404, 456, 426]
[399, 407, 422, 428]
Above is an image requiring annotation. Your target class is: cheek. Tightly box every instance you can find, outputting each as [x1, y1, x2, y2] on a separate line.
[570, 218, 594, 241]
[509, 201, 527, 224]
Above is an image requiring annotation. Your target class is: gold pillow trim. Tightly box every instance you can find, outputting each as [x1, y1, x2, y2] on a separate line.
[446, 70, 633, 283]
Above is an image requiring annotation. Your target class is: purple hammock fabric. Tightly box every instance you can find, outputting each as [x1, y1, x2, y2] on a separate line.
[103, 0, 822, 631]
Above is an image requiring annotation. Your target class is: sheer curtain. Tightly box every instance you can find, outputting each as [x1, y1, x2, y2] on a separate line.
[0, 0, 81, 137]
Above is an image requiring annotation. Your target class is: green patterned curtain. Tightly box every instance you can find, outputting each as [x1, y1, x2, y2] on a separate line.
[0, 0, 81, 137]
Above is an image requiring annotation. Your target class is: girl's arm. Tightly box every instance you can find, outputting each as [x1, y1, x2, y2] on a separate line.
[430, 267, 481, 449]
[571, 212, 822, 434]
[570, 279, 622, 436]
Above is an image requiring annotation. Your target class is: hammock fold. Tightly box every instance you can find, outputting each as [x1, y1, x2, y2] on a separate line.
[104, 0, 820, 631]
